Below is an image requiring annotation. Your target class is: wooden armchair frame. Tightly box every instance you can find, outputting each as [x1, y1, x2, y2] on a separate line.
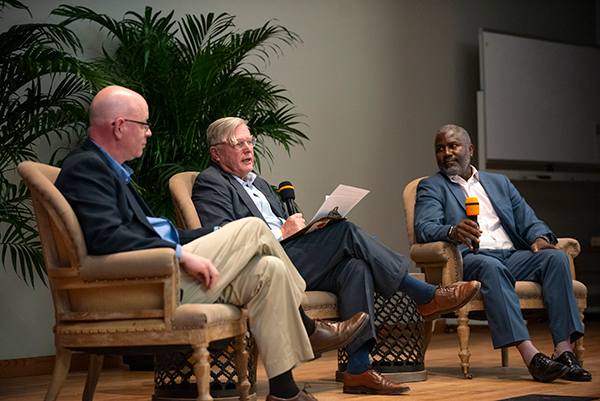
[169, 171, 340, 320]
[18, 161, 250, 401]
[402, 176, 587, 378]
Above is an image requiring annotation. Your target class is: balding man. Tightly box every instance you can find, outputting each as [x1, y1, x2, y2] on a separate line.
[55, 86, 368, 401]
[414, 124, 591, 383]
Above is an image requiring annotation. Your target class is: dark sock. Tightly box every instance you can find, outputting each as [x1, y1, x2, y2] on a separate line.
[299, 306, 316, 336]
[346, 343, 372, 375]
[398, 273, 436, 305]
[269, 369, 300, 399]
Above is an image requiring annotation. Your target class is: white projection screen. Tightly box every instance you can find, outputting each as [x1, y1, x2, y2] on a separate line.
[479, 30, 600, 175]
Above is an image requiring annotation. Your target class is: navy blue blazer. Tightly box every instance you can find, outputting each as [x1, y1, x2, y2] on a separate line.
[55, 139, 212, 256]
[414, 171, 556, 254]
[192, 163, 289, 228]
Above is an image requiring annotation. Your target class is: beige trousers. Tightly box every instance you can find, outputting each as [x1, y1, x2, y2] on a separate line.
[179, 217, 314, 378]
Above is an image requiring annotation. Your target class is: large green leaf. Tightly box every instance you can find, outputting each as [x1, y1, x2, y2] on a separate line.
[0, 1, 105, 286]
[53, 5, 308, 221]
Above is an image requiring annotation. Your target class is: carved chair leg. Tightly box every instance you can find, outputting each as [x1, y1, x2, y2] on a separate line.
[191, 342, 213, 401]
[83, 353, 104, 401]
[574, 309, 586, 366]
[422, 320, 434, 353]
[456, 308, 473, 379]
[501, 347, 509, 367]
[44, 347, 71, 401]
[233, 334, 251, 401]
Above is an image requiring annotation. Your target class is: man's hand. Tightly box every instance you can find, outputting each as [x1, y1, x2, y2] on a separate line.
[449, 219, 482, 250]
[281, 213, 306, 239]
[530, 237, 558, 253]
[179, 249, 219, 290]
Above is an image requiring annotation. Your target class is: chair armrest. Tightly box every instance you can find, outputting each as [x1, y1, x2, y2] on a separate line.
[557, 237, 581, 278]
[80, 248, 178, 281]
[410, 241, 462, 286]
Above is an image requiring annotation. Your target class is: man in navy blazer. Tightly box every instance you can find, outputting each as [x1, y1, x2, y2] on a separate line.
[193, 117, 481, 395]
[55, 85, 373, 401]
[414, 124, 590, 383]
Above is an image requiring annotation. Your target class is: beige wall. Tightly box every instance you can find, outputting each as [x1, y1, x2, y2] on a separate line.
[0, 0, 597, 360]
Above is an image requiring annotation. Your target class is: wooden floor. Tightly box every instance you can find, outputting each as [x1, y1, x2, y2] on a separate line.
[1, 319, 599, 401]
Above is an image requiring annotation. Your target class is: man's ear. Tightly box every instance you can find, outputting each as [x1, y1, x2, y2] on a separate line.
[209, 146, 220, 162]
[469, 143, 474, 157]
[113, 118, 125, 140]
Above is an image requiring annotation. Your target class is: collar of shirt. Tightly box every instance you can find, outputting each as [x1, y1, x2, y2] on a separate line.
[89, 138, 134, 184]
[232, 173, 285, 240]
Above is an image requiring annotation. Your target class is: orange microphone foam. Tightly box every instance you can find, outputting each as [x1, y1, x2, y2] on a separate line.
[465, 197, 479, 216]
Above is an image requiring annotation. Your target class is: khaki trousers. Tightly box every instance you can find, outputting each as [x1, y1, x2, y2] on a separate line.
[179, 217, 314, 378]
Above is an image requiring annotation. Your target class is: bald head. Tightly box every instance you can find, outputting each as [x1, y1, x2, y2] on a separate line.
[89, 85, 151, 164]
[90, 86, 146, 128]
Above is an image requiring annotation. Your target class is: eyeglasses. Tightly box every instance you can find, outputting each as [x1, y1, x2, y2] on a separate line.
[112, 119, 151, 133]
[214, 137, 256, 150]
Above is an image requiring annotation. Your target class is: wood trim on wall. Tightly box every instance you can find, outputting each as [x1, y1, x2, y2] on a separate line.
[0, 353, 124, 379]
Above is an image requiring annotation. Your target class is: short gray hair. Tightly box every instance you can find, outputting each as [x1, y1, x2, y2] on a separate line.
[436, 124, 471, 144]
[206, 117, 247, 147]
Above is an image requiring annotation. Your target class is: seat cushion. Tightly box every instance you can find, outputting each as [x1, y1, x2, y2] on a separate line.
[172, 303, 245, 330]
[301, 291, 339, 320]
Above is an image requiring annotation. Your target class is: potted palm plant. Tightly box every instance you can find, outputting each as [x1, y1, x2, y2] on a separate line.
[0, 0, 105, 286]
[53, 5, 308, 219]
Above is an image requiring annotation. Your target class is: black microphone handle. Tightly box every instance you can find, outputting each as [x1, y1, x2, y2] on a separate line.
[285, 199, 296, 215]
[469, 215, 479, 254]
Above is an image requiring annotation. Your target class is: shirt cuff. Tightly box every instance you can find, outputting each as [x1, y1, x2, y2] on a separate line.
[272, 227, 284, 242]
[175, 244, 182, 259]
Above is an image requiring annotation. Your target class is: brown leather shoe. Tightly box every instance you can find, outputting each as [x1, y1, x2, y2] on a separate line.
[266, 389, 318, 401]
[417, 280, 481, 320]
[343, 368, 410, 395]
[310, 312, 368, 355]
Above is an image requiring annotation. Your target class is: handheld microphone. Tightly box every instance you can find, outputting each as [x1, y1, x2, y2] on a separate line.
[278, 181, 297, 215]
[465, 196, 480, 254]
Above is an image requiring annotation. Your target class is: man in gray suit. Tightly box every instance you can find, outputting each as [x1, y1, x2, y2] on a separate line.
[413, 124, 591, 383]
[193, 117, 481, 395]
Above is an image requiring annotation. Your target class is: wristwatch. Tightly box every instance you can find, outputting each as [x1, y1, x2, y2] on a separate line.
[447, 225, 457, 241]
[536, 234, 552, 243]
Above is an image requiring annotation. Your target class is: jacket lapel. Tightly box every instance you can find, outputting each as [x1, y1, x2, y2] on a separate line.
[440, 172, 467, 214]
[83, 139, 157, 230]
[212, 164, 266, 221]
[478, 173, 530, 249]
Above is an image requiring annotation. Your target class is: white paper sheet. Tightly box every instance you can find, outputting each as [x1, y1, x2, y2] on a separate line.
[308, 184, 370, 223]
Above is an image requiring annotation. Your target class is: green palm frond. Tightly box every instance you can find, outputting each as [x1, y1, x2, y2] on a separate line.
[1, 2, 104, 286]
[53, 5, 307, 221]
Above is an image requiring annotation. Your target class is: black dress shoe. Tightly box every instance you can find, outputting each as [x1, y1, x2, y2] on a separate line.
[527, 352, 569, 382]
[554, 351, 592, 381]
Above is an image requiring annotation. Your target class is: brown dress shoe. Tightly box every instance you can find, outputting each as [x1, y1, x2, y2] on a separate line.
[417, 280, 481, 320]
[309, 312, 368, 355]
[266, 389, 318, 401]
[343, 369, 410, 395]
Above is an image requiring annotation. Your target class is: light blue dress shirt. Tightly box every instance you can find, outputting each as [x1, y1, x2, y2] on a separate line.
[232, 173, 286, 241]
